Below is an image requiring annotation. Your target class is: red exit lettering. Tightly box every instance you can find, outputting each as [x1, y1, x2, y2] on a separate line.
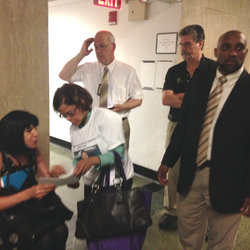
[94, 0, 122, 10]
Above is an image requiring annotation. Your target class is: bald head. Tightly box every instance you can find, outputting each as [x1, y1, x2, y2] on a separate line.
[217, 30, 247, 48]
[214, 30, 248, 75]
[95, 30, 115, 44]
[94, 30, 116, 65]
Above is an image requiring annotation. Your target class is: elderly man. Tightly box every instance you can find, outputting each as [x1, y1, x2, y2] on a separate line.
[59, 30, 143, 148]
[158, 30, 250, 249]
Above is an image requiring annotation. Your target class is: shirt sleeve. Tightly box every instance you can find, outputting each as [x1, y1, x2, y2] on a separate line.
[97, 144, 124, 170]
[163, 67, 176, 91]
[71, 64, 86, 82]
[129, 68, 143, 100]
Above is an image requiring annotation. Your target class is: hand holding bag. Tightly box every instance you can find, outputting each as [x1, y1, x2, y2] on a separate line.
[75, 151, 152, 240]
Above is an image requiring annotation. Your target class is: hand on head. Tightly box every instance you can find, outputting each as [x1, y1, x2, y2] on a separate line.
[80, 37, 94, 56]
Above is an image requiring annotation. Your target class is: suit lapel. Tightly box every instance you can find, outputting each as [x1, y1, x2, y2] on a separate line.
[194, 69, 216, 116]
[217, 70, 248, 120]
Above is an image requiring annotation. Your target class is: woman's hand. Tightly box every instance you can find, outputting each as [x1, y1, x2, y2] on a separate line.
[73, 156, 100, 177]
[50, 165, 66, 177]
[29, 184, 55, 200]
[67, 182, 80, 189]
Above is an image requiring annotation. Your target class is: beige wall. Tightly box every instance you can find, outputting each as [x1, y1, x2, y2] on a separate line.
[179, 0, 250, 72]
[0, 0, 249, 166]
[0, 0, 49, 164]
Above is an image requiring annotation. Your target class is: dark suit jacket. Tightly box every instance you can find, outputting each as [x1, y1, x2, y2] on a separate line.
[162, 65, 250, 214]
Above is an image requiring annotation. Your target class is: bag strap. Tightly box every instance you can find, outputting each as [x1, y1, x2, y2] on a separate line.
[104, 151, 128, 189]
[92, 151, 128, 192]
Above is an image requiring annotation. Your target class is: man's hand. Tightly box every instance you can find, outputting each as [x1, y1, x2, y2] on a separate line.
[80, 37, 94, 57]
[112, 99, 142, 112]
[113, 104, 123, 112]
[162, 90, 184, 108]
[59, 37, 94, 82]
[240, 197, 250, 216]
[157, 164, 169, 186]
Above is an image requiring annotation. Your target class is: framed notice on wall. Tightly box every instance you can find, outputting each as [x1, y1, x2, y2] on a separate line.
[156, 32, 178, 54]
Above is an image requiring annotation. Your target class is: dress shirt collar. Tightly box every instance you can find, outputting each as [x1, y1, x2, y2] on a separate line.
[101, 59, 116, 74]
[216, 66, 244, 88]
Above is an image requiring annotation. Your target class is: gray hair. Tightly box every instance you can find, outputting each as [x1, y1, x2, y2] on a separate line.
[179, 24, 205, 48]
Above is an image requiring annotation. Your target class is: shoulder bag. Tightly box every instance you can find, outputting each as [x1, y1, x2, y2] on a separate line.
[0, 153, 73, 249]
[75, 151, 152, 240]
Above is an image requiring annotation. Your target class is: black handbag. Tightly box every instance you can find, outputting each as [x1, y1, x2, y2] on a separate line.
[0, 153, 73, 249]
[75, 151, 152, 240]
[0, 191, 73, 249]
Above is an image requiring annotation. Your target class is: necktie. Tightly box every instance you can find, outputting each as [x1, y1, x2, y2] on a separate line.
[196, 76, 227, 167]
[99, 66, 109, 108]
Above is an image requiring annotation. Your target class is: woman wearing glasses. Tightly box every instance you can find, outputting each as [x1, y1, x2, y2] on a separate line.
[53, 83, 134, 196]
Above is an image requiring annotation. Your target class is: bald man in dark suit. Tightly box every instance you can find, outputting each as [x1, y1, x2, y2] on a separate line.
[158, 30, 250, 249]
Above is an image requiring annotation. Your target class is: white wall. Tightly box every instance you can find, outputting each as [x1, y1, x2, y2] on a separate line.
[49, 0, 182, 171]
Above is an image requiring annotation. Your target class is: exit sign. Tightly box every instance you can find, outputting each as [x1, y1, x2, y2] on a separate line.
[94, 0, 122, 10]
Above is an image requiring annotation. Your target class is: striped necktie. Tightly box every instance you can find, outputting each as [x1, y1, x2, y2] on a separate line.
[196, 76, 227, 167]
[99, 66, 109, 108]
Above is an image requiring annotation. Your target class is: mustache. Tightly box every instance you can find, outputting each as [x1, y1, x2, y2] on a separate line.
[225, 55, 239, 60]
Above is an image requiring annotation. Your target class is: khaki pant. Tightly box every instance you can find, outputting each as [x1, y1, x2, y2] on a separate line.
[177, 167, 241, 250]
[122, 117, 130, 149]
[163, 120, 180, 217]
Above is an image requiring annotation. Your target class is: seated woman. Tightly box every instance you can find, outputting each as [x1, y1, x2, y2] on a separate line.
[52, 83, 134, 197]
[0, 110, 72, 250]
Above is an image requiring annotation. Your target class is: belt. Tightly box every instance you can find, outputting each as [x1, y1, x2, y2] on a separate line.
[197, 160, 210, 170]
[168, 114, 177, 122]
[122, 117, 128, 121]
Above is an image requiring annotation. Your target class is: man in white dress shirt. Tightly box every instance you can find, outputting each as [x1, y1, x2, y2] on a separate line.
[59, 30, 143, 148]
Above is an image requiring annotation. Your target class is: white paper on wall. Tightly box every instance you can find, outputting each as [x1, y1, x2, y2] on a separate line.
[140, 60, 156, 89]
[155, 60, 174, 89]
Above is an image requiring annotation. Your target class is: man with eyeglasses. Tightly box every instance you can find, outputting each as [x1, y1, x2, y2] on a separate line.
[59, 30, 143, 148]
[158, 24, 217, 230]
[158, 30, 249, 250]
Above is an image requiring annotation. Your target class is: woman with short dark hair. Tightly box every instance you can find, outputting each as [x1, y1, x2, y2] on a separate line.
[53, 83, 134, 197]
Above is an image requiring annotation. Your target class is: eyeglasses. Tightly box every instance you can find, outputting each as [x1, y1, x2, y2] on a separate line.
[94, 43, 111, 50]
[179, 42, 195, 48]
[59, 107, 77, 118]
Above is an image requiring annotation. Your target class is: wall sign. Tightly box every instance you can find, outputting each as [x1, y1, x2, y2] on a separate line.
[156, 32, 178, 54]
[94, 0, 122, 10]
[109, 11, 117, 25]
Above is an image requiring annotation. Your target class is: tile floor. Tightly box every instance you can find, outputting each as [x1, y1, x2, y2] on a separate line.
[50, 143, 250, 250]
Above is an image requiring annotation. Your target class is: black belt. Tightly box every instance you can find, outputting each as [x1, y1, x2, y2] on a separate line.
[122, 117, 127, 121]
[197, 160, 210, 170]
[168, 114, 177, 122]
